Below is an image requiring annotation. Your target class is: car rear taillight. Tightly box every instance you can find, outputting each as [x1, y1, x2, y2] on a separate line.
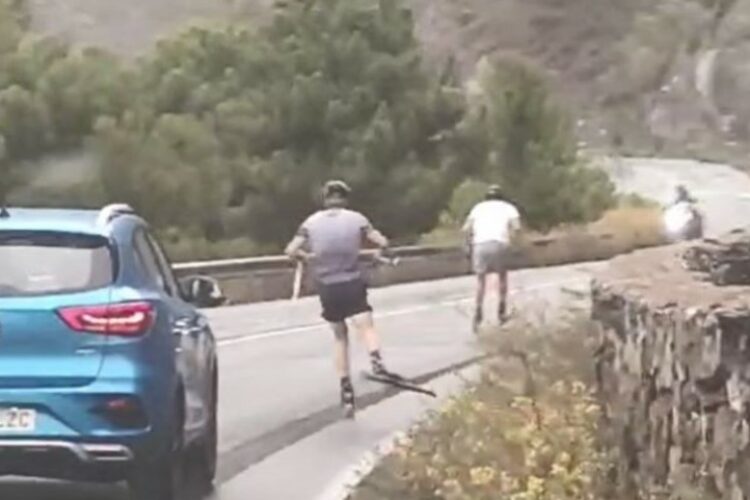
[57, 302, 155, 337]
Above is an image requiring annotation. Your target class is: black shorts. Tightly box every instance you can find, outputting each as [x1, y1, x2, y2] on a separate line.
[318, 279, 372, 323]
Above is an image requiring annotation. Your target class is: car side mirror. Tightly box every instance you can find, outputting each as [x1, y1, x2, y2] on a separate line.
[179, 275, 227, 308]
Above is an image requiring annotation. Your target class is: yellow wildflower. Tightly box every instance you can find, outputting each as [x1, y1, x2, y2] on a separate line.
[572, 381, 587, 394]
[527, 475, 545, 495]
[557, 451, 572, 466]
[442, 478, 461, 494]
[470, 466, 496, 486]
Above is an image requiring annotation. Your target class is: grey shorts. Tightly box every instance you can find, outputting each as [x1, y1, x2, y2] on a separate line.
[472, 241, 511, 274]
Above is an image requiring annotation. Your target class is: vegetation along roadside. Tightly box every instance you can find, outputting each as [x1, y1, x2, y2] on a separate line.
[1, 0, 619, 260]
[349, 305, 710, 500]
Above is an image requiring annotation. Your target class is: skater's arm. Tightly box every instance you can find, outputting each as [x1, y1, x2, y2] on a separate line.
[285, 226, 312, 261]
[509, 216, 521, 239]
[359, 214, 389, 249]
[507, 206, 522, 242]
[285, 235, 305, 257]
[461, 209, 473, 235]
[462, 209, 474, 256]
[364, 225, 389, 249]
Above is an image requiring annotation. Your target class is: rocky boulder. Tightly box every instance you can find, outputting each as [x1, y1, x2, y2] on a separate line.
[683, 228, 750, 285]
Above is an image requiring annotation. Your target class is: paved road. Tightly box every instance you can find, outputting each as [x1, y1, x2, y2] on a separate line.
[606, 157, 750, 236]
[2, 158, 749, 499]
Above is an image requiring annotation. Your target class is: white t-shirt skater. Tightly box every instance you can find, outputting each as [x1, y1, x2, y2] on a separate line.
[663, 201, 695, 235]
[463, 200, 521, 245]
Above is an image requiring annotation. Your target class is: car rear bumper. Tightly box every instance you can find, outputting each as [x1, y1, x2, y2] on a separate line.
[0, 439, 133, 462]
[0, 370, 177, 481]
[0, 439, 135, 481]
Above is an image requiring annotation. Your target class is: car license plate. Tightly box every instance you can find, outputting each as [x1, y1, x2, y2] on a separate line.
[0, 408, 36, 432]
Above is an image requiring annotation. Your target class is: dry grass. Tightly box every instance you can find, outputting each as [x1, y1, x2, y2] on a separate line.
[165, 205, 666, 264]
[425, 205, 667, 268]
[518, 205, 666, 267]
[591, 206, 665, 246]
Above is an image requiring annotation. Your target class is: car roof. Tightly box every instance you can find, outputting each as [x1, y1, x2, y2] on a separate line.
[0, 207, 140, 237]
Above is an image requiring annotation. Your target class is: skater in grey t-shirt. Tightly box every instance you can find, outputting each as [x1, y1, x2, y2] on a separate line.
[285, 180, 397, 417]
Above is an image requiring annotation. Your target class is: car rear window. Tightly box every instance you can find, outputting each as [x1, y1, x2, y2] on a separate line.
[0, 232, 114, 297]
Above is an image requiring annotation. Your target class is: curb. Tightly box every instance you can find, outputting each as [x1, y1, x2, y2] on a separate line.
[313, 429, 404, 500]
[314, 364, 480, 500]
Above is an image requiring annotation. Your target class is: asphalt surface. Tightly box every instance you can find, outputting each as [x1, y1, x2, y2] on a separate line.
[2, 158, 749, 499]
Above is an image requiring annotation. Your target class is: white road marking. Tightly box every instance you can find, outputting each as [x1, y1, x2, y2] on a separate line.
[314, 430, 405, 500]
[217, 275, 591, 348]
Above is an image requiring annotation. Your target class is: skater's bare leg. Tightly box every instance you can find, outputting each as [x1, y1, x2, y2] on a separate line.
[473, 273, 487, 331]
[498, 269, 509, 321]
[351, 311, 392, 376]
[331, 321, 354, 414]
[331, 321, 350, 377]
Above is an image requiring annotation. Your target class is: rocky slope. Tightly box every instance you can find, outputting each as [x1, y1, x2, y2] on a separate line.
[24, 0, 750, 163]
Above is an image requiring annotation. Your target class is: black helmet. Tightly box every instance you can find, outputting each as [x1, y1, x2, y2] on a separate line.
[675, 184, 692, 202]
[485, 183, 504, 200]
[322, 180, 351, 204]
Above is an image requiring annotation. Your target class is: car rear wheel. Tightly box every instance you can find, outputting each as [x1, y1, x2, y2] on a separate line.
[128, 402, 185, 500]
[193, 368, 218, 492]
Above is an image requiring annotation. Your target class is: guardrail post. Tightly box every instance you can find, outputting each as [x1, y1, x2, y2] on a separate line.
[292, 261, 304, 301]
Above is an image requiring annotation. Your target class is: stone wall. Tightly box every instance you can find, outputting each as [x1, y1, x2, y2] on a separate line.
[592, 241, 750, 499]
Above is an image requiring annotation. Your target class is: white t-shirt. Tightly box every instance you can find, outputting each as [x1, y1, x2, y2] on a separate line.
[463, 200, 521, 245]
[663, 201, 694, 234]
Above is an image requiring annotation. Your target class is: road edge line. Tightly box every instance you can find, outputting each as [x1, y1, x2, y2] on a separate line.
[314, 364, 480, 500]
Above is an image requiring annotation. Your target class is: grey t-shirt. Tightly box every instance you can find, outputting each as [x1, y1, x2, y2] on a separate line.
[298, 208, 371, 285]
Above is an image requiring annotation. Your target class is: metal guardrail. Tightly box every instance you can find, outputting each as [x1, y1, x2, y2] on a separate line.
[172, 232, 625, 305]
[171, 234, 615, 276]
[172, 244, 458, 275]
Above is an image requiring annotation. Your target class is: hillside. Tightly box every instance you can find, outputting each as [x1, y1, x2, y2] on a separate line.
[27, 0, 272, 54]
[409, 0, 750, 164]
[23, 0, 750, 165]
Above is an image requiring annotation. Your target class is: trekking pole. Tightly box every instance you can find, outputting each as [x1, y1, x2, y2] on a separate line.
[291, 259, 304, 301]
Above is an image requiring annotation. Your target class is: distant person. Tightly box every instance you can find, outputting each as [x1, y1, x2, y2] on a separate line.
[463, 184, 521, 332]
[672, 184, 696, 205]
[664, 184, 703, 241]
[284, 180, 397, 418]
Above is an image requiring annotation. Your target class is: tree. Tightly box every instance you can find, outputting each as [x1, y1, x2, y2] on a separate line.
[0, 135, 10, 204]
[0, 0, 124, 165]
[0, 85, 51, 159]
[228, 0, 466, 243]
[452, 56, 615, 230]
[37, 48, 131, 147]
[92, 0, 466, 246]
[94, 113, 226, 239]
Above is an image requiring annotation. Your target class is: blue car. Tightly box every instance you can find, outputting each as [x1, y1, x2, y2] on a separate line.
[0, 204, 218, 499]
